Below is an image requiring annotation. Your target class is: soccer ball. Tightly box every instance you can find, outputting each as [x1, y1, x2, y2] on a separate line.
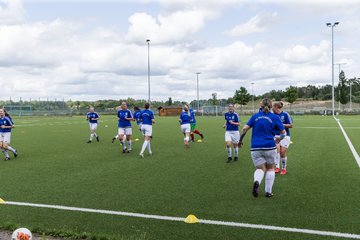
[11, 228, 32, 240]
[105, 125, 108, 128]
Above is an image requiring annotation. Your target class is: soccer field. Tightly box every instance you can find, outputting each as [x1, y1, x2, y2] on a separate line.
[0, 115, 359, 240]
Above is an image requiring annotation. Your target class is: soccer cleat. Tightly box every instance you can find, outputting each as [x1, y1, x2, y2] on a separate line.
[234, 157, 238, 162]
[274, 167, 280, 173]
[5, 157, 10, 161]
[200, 133, 204, 139]
[111, 137, 116, 143]
[122, 148, 127, 153]
[13, 150, 18, 158]
[280, 169, 287, 175]
[96, 136, 100, 142]
[190, 140, 195, 142]
[149, 151, 153, 155]
[139, 153, 144, 158]
[127, 149, 131, 153]
[226, 157, 232, 163]
[252, 181, 259, 197]
[265, 192, 274, 198]
[87, 140, 92, 143]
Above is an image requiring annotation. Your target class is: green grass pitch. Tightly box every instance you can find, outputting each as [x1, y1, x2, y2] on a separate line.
[0, 115, 359, 240]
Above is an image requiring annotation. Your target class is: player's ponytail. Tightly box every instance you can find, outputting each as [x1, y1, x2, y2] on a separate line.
[261, 98, 272, 113]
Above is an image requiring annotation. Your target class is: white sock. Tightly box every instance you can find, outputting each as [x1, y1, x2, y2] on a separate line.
[254, 169, 265, 184]
[275, 152, 280, 168]
[128, 140, 132, 150]
[234, 147, 238, 157]
[114, 135, 118, 139]
[120, 139, 126, 150]
[226, 147, 232, 157]
[7, 146, 16, 153]
[265, 170, 275, 193]
[90, 133, 94, 141]
[184, 136, 189, 143]
[281, 157, 287, 169]
[94, 133, 97, 137]
[140, 140, 148, 154]
[2, 149, 9, 158]
[147, 142, 152, 153]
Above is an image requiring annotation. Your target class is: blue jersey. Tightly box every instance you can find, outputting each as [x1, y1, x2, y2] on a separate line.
[141, 109, 154, 125]
[86, 112, 99, 124]
[133, 110, 142, 125]
[0, 116, 14, 133]
[274, 111, 292, 136]
[225, 112, 240, 131]
[118, 109, 133, 128]
[189, 109, 196, 124]
[179, 111, 191, 125]
[246, 111, 285, 151]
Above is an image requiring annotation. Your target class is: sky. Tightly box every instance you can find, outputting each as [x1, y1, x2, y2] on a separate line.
[0, 0, 359, 102]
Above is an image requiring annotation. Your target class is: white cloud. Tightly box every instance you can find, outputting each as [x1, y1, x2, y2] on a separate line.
[284, 41, 329, 64]
[224, 12, 278, 37]
[0, 0, 24, 24]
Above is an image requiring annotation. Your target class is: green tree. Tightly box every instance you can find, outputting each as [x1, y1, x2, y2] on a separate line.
[211, 92, 218, 105]
[337, 70, 349, 109]
[167, 97, 173, 106]
[285, 86, 298, 111]
[233, 87, 251, 112]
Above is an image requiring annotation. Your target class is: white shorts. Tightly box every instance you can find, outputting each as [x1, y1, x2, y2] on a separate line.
[0, 132, 11, 143]
[225, 131, 240, 144]
[275, 135, 291, 148]
[251, 149, 277, 167]
[181, 124, 191, 134]
[137, 123, 142, 131]
[118, 127, 132, 136]
[141, 125, 153, 137]
[89, 123, 98, 131]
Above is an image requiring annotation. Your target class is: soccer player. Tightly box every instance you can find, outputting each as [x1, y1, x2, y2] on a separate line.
[133, 106, 142, 132]
[179, 105, 191, 148]
[272, 102, 293, 175]
[223, 104, 241, 163]
[139, 103, 155, 158]
[117, 101, 134, 153]
[0, 108, 17, 160]
[188, 105, 204, 142]
[86, 106, 100, 143]
[239, 98, 286, 198]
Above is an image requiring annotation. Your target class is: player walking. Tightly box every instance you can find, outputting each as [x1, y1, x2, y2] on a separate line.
[86, 106, 100, 143]
[223, 104, 241, 163]
[272, 102, 293, 175]
[179, 105, 191, 148]
[139, 103, 155, 158]
[0, 108, 17, 160]
[117, 101, 134, 153]
[239, 99, 286, 198]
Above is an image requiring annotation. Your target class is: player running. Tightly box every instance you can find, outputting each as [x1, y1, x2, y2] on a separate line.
[139, 103, 155, 158]
[117, 101, 134, 153]
[239, 99, 286, 198]
[133, 106, 142, 132]
[86, 106, 100, 143]
[0, 108, 17, 160]
[272, 102, 293, 175]
[179, 105, 191, 148]
[223, 104, 241, 163]
[188, 105, 204, 142]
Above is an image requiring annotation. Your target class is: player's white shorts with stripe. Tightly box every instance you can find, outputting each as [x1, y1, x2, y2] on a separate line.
[118, 127, 132, 136]
[0, 132, 11, 143]
[181, 124, 191, 134]
[225, 131, 240, 144]
[275, 135, 291, 148]
[141, 125, 152, 137]
[251, 149, 277, 167]
[89, 123, 98, 131]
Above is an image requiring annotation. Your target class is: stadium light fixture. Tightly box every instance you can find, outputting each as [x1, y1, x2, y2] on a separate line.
[196, 72, 201, 112]
[326, 22, 340, 116]
[146, 39, 151, 103]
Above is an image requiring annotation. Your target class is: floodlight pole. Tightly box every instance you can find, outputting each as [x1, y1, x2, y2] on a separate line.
[251, 82, 255, 113]
[327, 22, 339, 116]
[196, 72, 201, 112]
[146, 39, 151, 103]
[349, 80, 352, 111]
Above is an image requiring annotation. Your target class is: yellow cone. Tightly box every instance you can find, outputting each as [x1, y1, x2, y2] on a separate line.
[135, 138, 139, 142]
[197, 139, 202, 143]
[184, 214, 199, 224]
[0, 198, 5, 204]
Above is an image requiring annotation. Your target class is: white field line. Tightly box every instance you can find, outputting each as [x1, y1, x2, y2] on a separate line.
[2, 201, 360, 239]
[334, 117, 360, 168]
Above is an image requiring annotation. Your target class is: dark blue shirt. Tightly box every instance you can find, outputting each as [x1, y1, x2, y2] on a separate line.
[274, 111, 292, 136]
[140, 109, 154, 125]
[118, 109, 133, 128]
[246, 111, 285, 151]
[86, 112, 99, 124]
[0, 116, 14, 133]
[179, 111, 191, 125]
[133, 110, 142, 125]
[225, 112, 240, 131]
[190, 109, 196, 124]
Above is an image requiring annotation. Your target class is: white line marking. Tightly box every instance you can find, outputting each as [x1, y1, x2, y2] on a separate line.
[2, 201, 360, 239]
[334, 117, 360, 168]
